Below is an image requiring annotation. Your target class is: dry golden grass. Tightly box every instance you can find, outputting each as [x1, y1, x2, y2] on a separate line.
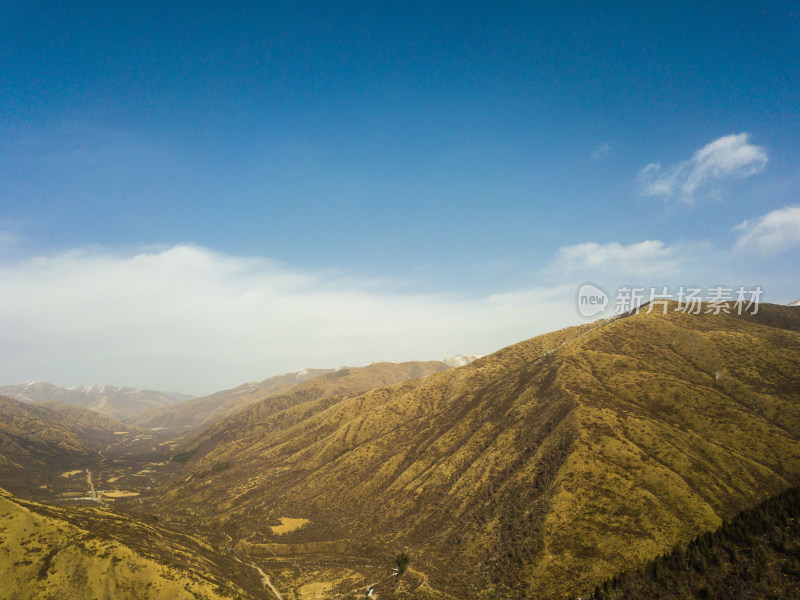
[0, 488, 253, 599]
[99, 490, 140, 499]
[270, 517, 310, 535]
[142, 304, 800, 599]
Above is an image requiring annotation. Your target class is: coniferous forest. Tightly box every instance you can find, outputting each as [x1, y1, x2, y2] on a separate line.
[587, 487, 800, 600]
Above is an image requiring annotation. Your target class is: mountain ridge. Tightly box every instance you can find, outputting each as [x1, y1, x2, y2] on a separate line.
[133, 359, 481, 431]
[129, 367, 337, 430]
[143, 302, 800, 599]
[0, 381, 192, 422]
[0, 395, 131, 471]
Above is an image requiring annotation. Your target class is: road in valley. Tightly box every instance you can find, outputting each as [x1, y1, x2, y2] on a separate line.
[233, 555, 284, 600]
[86, 468, 97, 501]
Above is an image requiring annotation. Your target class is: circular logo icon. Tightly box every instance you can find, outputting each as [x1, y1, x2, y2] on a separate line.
[577, 283, 609, 317]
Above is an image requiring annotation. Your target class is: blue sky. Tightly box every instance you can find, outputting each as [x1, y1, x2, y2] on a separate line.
[1, 2, 799, 393]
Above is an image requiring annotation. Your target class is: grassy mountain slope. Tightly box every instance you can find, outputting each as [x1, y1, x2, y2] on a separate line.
[149, 304, 800, 599]
[586, 486, 800, 599]
[178, 360, 454, 458]
[0, 487, 261, 599]
[129, 368, 335, 430]
[0, 396, 96, 469]
[522, 303, 800, 598]
[36, 401, 134, 438]
[0, 396, 138, 502]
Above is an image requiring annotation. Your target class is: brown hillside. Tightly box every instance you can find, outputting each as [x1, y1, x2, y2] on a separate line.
[146, 304, 800, 599]
[0, 487, 262, 599]
[182, 360, 454, 457]
[129, 368, 335, 430]
[0, 396, 96, 469]
[37, 401, 136, 438]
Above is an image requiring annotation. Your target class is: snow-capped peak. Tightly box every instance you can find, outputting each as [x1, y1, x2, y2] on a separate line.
[442, 354, 482, 368]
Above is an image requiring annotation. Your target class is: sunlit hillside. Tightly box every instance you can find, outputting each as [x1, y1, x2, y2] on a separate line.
[145, 303, 800, 599]
[0, 487, 262, 599]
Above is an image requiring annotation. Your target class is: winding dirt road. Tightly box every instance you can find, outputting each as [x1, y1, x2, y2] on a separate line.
[85, 468, 97, 501]
[233, 556, 283, 600]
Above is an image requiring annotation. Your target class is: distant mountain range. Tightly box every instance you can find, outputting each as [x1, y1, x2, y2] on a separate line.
[129, 368, 336, 430]
[1, 355, 481, 429]
[130, 357, 480, 430]
[0, 381, 193, 421]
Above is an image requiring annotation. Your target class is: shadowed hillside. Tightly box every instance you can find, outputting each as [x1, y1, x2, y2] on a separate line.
[143, 303, 800, 599]
[0, 396, 129, 470]
[585, 486, 800, 599]
[36, 402, 139, 439]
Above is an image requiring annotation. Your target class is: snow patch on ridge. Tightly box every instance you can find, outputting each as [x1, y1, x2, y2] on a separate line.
[442, 354, 482, 368]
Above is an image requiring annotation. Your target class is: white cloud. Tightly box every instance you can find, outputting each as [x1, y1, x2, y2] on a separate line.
[590, 142, 611, 162]
[638, 133, 767, 202]
[0, 245, 579, 395]
[550, 240, 684, 278]
[733, 206, 800, 254]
